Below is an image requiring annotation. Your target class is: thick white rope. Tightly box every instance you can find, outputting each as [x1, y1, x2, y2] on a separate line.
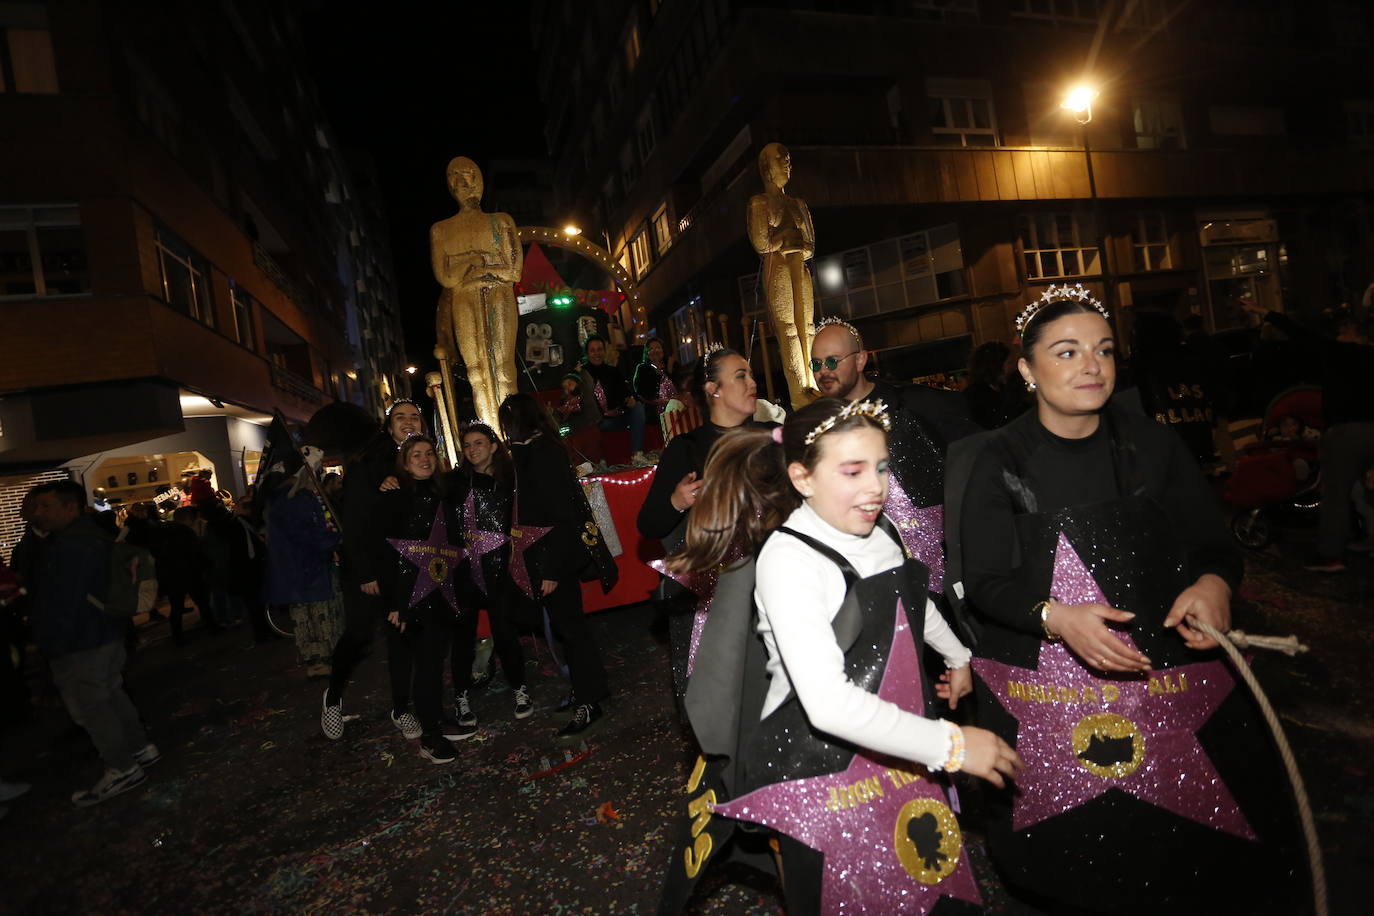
[1188, 616, 1327, 916]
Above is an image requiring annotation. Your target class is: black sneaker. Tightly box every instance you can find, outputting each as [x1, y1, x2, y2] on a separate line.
[555, 702, 604, 744]
[441, 717, 477, 742]
[419, 734, 456, 764]
[453, 691, 477, 728]
[513, 685, 533, 720]
[553, 691, 577, 720]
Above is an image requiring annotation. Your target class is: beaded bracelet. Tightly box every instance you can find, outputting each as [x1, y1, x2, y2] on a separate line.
[937, 721, 966, 773]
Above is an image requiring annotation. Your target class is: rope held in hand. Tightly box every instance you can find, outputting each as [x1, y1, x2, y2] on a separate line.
[1187, 615, 1326, 916]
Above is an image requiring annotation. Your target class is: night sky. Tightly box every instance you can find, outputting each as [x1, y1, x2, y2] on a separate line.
[300, 0, 546, 376]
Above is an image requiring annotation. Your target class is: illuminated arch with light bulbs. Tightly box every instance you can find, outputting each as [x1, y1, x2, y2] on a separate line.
[517, 226, 649, 342]
[516, 226, 638, 301]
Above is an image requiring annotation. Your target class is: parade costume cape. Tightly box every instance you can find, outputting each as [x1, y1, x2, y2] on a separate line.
[951, 407, 1301, 913]
[659, 518, 979, 916]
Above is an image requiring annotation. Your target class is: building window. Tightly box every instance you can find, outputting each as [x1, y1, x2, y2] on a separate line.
[927, 78, 997, 147]
[1130, 213, 1172, 272]
[229, 284, 257, 350]
[0, 205, 89, 297]
[155, 225, 215, 327]
[1345, 100, 1374, 145]
[1008, 0, 1101, 25]
[637, 105, 657, 164]
[652, 203, 673, 254]
[0, 2, 58, 94]
[1208, 105, 1286, 137]
[1132, 98, 1186, 149]
[1019, 212, 1100, 279]
[772, 224, 966, 321]
[630, 228, 653, 280]
[620, 143, 639, 198]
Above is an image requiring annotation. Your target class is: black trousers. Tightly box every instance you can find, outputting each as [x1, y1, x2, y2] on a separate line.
[535, 574, 608, 705]
[401, 612, 452, 735]
[164, 585, 209, 642]
[451, 579, 526, 693]
[328, 580, 408, 708]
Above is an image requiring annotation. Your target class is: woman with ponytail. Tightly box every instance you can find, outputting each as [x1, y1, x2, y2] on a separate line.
[636, 346, 777, 694]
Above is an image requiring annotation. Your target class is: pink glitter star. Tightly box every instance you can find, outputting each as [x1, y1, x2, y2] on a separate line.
[711, 601, 981, 913]
[461, 487, 509, 595]
[883, 475, 945, 591]
[648, 559, 722, 676]
[971, 532, 1253, 838]
[387, 509, 464, 612]
[508, 517, 552, 600]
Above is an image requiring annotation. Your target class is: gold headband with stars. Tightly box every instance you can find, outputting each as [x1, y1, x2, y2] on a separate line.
[804, 399, 891, 445]
[1015, 283, 1109, 337]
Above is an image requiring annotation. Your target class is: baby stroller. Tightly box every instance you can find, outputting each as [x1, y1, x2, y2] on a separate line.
[1224, 386, 1322, 549]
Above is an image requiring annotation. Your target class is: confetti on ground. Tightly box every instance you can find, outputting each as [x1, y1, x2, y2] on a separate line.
[0, 542, 1366, 914]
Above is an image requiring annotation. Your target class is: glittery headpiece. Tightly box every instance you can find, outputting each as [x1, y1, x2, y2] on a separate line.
[804, 399, 891, 446]
[704, 342, 726, 357]
[1015, 283, 1109, 337]
[814, 315, 862, 345]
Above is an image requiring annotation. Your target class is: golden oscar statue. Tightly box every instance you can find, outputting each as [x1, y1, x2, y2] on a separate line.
[432, 156, 523, 426]
[747, 142, 816, 408]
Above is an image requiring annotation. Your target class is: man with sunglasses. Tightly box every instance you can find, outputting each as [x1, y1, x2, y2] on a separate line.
[809, 318, 977, 599]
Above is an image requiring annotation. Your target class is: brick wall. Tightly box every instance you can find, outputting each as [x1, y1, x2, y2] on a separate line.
[0, 470, 71, 564]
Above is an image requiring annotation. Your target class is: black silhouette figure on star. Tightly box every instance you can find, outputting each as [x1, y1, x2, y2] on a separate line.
[907, 812, 950, 872]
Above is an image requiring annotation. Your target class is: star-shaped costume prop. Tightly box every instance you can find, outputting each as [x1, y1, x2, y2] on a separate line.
[972, 532, 1253, 838]
[648, 558, 723, 677]
[711, 600, 981, 914]
[883, 475, 945, 591]
[507, 507, 552, 600]
[387, 510, 464, 612]
[461, 487, 509, 595]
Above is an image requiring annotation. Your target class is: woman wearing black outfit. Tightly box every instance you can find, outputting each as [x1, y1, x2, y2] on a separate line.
[450, 423, 531, 728]
[499, 394, 612, 743]
[632, 336, 676, 417]
[636, 346, 778, 694]
[321, 399, 424, 739]
[957, 290, 1298, 913]
[373, 434, 464, 763]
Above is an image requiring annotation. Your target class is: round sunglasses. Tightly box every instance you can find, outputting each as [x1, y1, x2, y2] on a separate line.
[809, 351, 861, 373]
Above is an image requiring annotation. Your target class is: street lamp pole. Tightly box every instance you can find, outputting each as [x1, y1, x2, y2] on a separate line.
[1062, 86, 1115, 320]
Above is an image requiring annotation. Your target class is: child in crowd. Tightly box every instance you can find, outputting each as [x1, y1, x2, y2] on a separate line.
[554, 373, 583, 423]
[665, 398, 1020, 911]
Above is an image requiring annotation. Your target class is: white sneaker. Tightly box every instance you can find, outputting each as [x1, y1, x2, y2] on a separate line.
[454, 691, 477, 728]
[391, 709, 422, 740]
[72, 764, 145, 807]
[133, 743, 161, 767]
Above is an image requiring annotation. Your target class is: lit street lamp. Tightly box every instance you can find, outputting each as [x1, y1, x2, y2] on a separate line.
[1060, 85, 1098, 125]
